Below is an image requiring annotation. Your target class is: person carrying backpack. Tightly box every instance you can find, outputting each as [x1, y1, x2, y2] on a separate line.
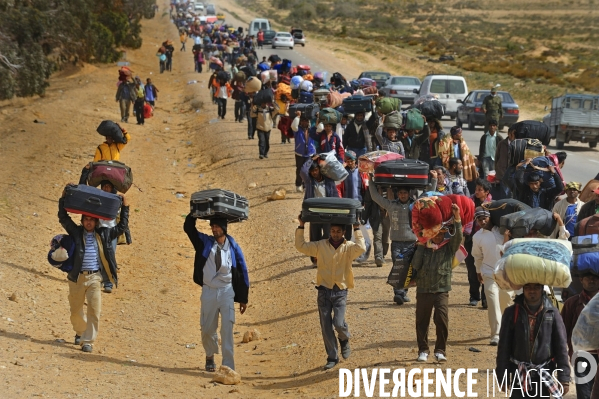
[213, 77, 232, 119]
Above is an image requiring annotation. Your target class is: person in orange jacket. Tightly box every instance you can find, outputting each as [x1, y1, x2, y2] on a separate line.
[213, 77, 233, 120]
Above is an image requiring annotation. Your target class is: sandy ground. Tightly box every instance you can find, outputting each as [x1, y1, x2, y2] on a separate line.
[0, 2, 578, 398]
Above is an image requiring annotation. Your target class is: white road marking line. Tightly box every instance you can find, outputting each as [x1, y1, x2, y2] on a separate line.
[589, 159, 599, 164]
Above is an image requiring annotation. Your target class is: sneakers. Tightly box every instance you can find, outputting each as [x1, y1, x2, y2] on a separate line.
[375, 258, 384, 267]
[74, 335, 81, 345]
[339, 340, 351, 360]
[103, 286, 112, 293]
[417, 352, 428, 362]
[402, 294, 411, 303]
[295, 186, 304, 193]
[490, 337, 499, 346]
[481, 299, 488, 309]
[468, 299, 478, 306]
[393, 294, 405, 305]
[434, 353, 447, 363]
[323, 359, 339, 370]
[259, 155, 264, 159]
[81, 344, 93, 353]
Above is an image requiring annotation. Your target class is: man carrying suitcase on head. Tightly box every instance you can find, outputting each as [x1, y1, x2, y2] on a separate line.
[183, 215, 250, 372]
[295, 214, 366, 370]
[58, 185, 130, 353]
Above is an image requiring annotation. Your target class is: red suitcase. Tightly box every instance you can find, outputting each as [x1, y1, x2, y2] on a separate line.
[576, 215, 599, 236]
[373, 159, 429, 188]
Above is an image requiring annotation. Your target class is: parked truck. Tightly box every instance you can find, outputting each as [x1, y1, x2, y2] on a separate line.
[543, 94, 599, 149]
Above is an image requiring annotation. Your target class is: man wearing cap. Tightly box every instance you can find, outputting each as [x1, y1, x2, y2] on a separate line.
[478, 119, 503, 180]
[577, 186, 599, 222]
[561, 270, 599, 399]
[482, 87, 503, 134]
[183, 215, 250, 372]
[515, 160, 564, 211]
[471, 207, 513, 346]
[552, 182, 584, 239]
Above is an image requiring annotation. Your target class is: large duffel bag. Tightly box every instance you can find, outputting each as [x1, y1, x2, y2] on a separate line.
[358, 151, 404, 173]
[327, 91, 343, 108]
[243, 76, 261, 93]
[319, 108, 342, 125]
[508, 138, 544, 167]
[298, 91, 313, 104]
[499, 207, 556, 238]
[375, 97, 401, 115]
[580, 179, 599, 203]
[512, 120, 551, 146]
[190, 189, 249, 222]
[571, 293, 599, 353]
[288, 103, 320, 120]
[64, 184, 122, 220]
[576, 215, 599, 236]
[87, 160, 133, 194]
[342, 95, 373, 114]
[373, 159, 429, 187]
[572, 235, 599, 276]
[405, 108, 424, 131]
[383, 111, 402, 128]
[301, 198, 363, 225]
[494, 239, 572, 290]
[414, 99, 444, 120]
[97, 120, 126, 144]
[482, 199, 530, 228]
[253, 89, 273, 106]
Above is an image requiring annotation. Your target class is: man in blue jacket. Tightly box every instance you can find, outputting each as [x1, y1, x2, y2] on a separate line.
[291, 110, 316, 193]
[184, 215, 250, 372]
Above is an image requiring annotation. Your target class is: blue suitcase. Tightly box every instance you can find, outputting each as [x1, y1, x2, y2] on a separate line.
[64, 184, 122, 220]
[298, 91, 314, 104]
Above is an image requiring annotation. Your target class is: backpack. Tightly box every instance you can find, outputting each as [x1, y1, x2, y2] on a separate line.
[405, 108, 424, 131]
[319, 108, 342, 125]
[47, 234, 76, 273]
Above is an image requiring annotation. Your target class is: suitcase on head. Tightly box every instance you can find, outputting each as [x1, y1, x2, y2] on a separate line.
[64, 184, 122, 220]
[87, 160, 133, 193]
[483, 199, 531, 228]
[342, 95, 373, 114]
[512, 120, 551, 146]
[190, 189, 249, 223]
[288, 103, 319, 120]
[301, 198, 363, 225]
[499, 208, 556, 238]
[373, 159, 429, 187]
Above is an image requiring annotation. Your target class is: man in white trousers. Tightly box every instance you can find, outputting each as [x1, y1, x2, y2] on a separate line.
[471, 207, 513, 346]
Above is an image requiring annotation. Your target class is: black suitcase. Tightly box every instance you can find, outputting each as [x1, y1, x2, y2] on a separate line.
[483, 199, 531, 228]
[96, 120, 126, 144]
[288, 103, 319, 120]
[512, 120, 551, 146]
[64, 184, 122, 220]
[301, 198, 363, 225]
[499, 207, 556, 238]
[508, 138, 544, 166]
[253, 89, 273, 106]
[342, 95, 373, 114]
[299, 91, 314, 104]
[373, 159, 429, 187]
[190, 189, 249, 222]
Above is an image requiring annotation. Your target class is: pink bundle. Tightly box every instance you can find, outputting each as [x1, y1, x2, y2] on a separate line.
[412, 195, 475, 243]
[358, 151, 404, 173]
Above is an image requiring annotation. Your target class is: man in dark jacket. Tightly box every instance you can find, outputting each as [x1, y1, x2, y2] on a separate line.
[342, 111, 371, 157]
[363, 183, 390, 267]
[58, 186, 129, 353]
[561, 271, 598, 399]
[578, 188, 599, 222]
[412, 204, 462, 363]
[515, 165, 564, 211]
[183, 215, 250, 372]
[115, 79, 137, 123]
[496, 283, 571, 398]
[400, 120, 429, 160]
[495, 128, 516, 199]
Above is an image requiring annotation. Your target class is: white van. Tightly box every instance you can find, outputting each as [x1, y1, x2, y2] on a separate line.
[415, 74, 468, 118]
[248, 18, 271, 38]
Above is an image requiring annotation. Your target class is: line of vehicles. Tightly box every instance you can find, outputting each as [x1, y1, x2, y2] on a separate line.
[245, 16, 599, 150]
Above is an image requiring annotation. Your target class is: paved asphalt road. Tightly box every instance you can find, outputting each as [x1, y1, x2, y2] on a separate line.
[220, 11, 599, 186]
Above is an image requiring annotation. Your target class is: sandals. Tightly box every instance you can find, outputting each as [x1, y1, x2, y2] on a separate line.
[205, 357, 216, 372]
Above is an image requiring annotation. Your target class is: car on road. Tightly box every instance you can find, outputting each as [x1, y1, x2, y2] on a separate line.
[262, 30, 276, 45]
[272, 32, 294, 49]
[379, 76, 421, 104]
[206, 4, 215, 15]
[248, 18, 271, 38]
[543, 94, 599, 149]
[194, 2, 204, 11]
[456, 90, 520, 130]
[415, 74, 468, 119]
[358, 71, 391, 88]
[291, 29, 306, 46]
